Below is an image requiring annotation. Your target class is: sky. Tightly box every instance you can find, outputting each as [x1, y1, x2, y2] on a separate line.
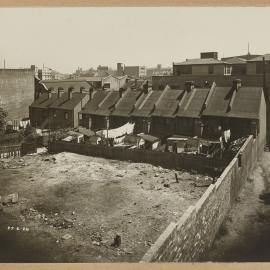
[0, 7, 270, 74]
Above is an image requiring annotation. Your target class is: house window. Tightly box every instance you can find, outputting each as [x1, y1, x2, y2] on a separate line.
[224, 65, 232, 75]
[64, 112, 69, 120]
[53, 112, 56, 118]
[79, 113, 82, 120]
[103, 83, 110, 89]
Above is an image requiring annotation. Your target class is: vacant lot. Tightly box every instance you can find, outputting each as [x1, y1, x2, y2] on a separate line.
[0, 152, 209, 262]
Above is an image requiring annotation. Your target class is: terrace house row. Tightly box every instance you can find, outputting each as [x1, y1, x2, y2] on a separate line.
[29, 79, 266, 149]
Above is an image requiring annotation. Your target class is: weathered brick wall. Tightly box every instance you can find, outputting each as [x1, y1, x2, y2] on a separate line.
[141, 135, 258, 262]
[0, 69, 35, 120]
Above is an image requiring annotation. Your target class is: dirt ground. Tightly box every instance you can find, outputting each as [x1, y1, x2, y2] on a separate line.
[204, 151, 270, 262]
[0, 151, 209, 262]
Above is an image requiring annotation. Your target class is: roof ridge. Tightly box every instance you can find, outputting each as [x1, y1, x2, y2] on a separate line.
[97, 90, 112, 109]
[137, 90, 153, 110]
[184, 88, 197, 111]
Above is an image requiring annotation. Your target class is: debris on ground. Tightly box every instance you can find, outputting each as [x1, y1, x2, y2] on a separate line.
[111, 234, 121, 247]
[163, 183, 170, 188]
[0, 158, 27, 169]
[2, 193, 19, 205]
[62, 234, 72, 240]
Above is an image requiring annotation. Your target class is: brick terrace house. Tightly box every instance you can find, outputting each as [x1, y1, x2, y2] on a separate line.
[110, 89, 145, 129]
[202, 80, 267, 150]
[150, 86, 184, 137]
[79, 91, 109, 130]
[131, 90, 162, 134]
[175, 82, 210, 137]
[29, 91, 58, 128]
[84, 90, 122, 131]
[49, 89, 89, 129]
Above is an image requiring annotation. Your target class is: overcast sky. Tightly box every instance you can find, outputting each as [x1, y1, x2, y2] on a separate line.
[0, 7, 269, 73]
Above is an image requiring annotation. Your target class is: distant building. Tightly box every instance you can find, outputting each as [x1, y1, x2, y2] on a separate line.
[116, 63, 125, 76]
[146, 64, 172, 77]
[173, 52, 232, 76]
[102, 75, 128, 90]
[35, 66, 67, 80]
[124, 65, 147, 78]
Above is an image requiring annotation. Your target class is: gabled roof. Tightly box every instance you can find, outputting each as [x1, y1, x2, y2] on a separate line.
[247, 54, 270, 62]
[174, 58, 228, 66]
[132, 90, 163, 117]
[222, 54, 261, 61]
[177, 88, 210, 118]
[50, 92, 87, 110]
[203, 86, 263, 119]
[111, 90, 144, 117]
[91, 91, 121, 116]
[152, 89, 184, 118]
[80, 91, 109, 114]
[30, 93, 58, 109]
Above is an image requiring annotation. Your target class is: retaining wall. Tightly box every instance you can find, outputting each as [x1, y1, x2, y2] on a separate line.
[141, 135, 258, 262]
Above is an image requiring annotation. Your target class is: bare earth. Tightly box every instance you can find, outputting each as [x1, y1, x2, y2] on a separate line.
[0, 152, 208, 262]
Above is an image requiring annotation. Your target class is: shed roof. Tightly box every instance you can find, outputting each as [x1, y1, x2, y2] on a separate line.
[225, 57, 247, 64]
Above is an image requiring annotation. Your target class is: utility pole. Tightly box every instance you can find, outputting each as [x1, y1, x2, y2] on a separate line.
[4, 59, 5, 69]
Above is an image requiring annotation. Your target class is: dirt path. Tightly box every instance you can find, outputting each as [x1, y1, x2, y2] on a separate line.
[204, 151, 270, 262]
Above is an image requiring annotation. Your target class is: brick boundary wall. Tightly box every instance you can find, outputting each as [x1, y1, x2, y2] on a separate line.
[48, 141, 228, 174]
[140, 135, 258, 262]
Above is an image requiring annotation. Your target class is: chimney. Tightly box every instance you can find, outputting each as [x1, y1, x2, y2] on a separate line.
[58, 89, 64, 98]
[143, 80, 149, 94]
[119, 88, 124, 98]
[185, 81, 195, 92]
[89, 88, 94, 100]
[232, 79, 242, 91]
[68, 88, 73, 100]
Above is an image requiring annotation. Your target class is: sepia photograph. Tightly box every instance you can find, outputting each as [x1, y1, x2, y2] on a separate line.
[0, 5, 270, 266]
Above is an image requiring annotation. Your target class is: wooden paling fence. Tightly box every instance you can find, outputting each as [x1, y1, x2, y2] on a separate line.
[49, 141, 229, 175]
[0, 144, 21, 158]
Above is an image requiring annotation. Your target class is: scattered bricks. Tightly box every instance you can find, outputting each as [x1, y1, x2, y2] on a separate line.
[2, 193, 19, 205]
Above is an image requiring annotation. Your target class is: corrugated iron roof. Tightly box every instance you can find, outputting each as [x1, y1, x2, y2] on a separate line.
[132, 90, 162, 117]
[30, 93, 58, 109]
[152, 89, 183, 118]
[247, 54, 270, 62]
[80, 91, 108, 114]
[203, 86, 262, 119]
[177, 88, 210, 118]
[111, 90, 144, 117]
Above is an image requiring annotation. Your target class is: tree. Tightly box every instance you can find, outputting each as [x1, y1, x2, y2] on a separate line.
[0, 107, 8, 133]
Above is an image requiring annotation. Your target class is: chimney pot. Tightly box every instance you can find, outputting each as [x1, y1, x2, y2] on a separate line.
[233, 79, 242, 91]
[185, 81, 195, 91]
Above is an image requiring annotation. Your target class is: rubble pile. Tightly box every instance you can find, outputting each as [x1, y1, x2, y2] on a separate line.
[229, 137, 247, 155]
[0, 158, 28, 169]
[21, 208, 74, 229]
